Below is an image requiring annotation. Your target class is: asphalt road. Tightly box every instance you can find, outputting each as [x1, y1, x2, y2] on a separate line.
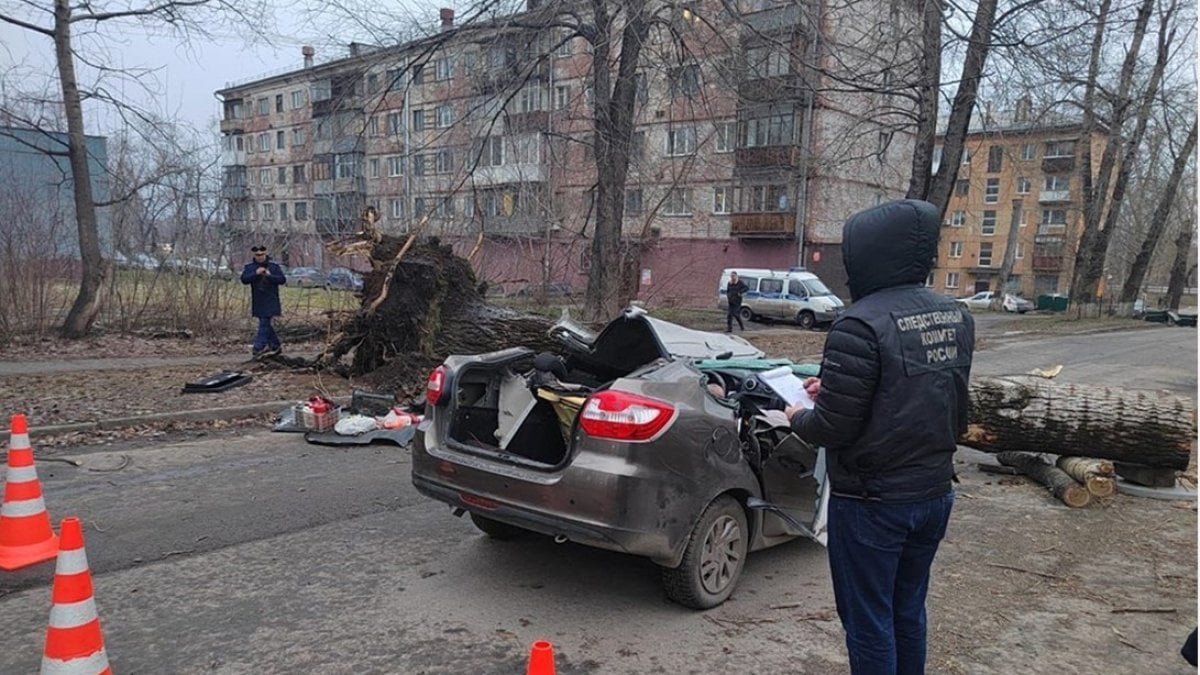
[0, 326, 1193, 673]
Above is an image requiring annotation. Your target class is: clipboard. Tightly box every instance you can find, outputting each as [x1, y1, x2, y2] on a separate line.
[758, 366, 815, 409]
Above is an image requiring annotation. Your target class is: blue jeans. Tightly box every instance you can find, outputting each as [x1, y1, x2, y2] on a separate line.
[827, 492, 954, 675]
[253, 316, 280, 351]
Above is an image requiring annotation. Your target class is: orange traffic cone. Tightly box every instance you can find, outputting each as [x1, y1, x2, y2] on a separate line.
[526, 640, 556, 675]
[0, 413, 58, 570]
[42, 517, 111, 674]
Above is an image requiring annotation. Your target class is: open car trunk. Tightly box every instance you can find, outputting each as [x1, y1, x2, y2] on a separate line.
[445, 308, 762, 467]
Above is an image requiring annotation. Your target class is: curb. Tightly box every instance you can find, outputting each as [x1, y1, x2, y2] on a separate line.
[0, 400, 311, 443]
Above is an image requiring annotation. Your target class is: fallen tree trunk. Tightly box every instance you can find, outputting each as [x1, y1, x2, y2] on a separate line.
[1055, 457, 1116, 498]
[998, 451, 1092, 507]
[964, 377, 1195, 470]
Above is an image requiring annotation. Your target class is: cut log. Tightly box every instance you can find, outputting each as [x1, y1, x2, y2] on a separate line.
[1055, 457, 1115, 497]
[965, 377, 1196, 470]
[997, 451, 1092, 507]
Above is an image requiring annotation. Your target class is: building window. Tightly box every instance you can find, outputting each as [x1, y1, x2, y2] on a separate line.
[987, 145, 1003, 173]
[554, 85, 570, 110]
[555, 33, 574, 57]
[259, 168, 271, 185]
[434, 57, 454, 81]
[388, 156, 404, 177]
[292, 165, 306, 184]
[387, 112, 402, 135]
[738, 184, 790, 212]
[276, 131, 286, 150]
[715, 121, 735, 153]
[291, 128, 306, 146]
[1041, 208, 1067, 231]
[668, 63, 700, 97]
[741, 111, 794, 147]
[257, 133, 270, 152]
[257, 97, 269, 115]
[949, 241, 963, 258]
[411, 62, 426, 85]
[978, 242, 994, 266]
[985, 178, 1000, 203]
[946, 272, 960, 289]
[412, 155, 427, 176]
[1044, 140, 1075, 158]
[1021, 143, 1036, 160]
[414, 196, 427, 217]
[954, 179, 969, 196]
[291, 90, 305, 109]
[435, 149, 453, 174]
[262, 202, 276, 221]
[294, 201, 308, 220]
[982, 210, 997, 235]
[368, 158, 380, 178]
[625, 189, 643, 216]
[1015, 242, 1024, 259]
[1044, 174, 1070, 191]
[951, 210, 966, 227]
[277, 167, 288, 185]
[335, 154, 359, 179]
[278, 202, 288, 221]
[745, 44, 790, 78]
[366, 73, 379, 94]
[630, 131, 645, 161]
[664, 188, 693, 215]
[961, 148, 973, 165]
[389, 198, 404, 219]
[479, 137, 504, 167]
[518, 86, 543, 113]
[275, 94, 284, 113]
[412, 109, 426, 131]
[435, 104, 453, 128]
[713, 186, 732, 214]
[1016, 176, 1030, 194]
[666, 127, 697, 156]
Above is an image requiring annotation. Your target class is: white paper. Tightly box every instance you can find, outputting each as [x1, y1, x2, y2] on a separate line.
[759, 366, 815, 409]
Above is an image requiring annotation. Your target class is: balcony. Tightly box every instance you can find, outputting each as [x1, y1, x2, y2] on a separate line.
[1032, 256, 1064, 272]
[474, 63, 551, 94]
[740, 3, 805, 32]
[471, 164, 547, 187]
[730, 212, 795, 238]
[221, 184, 249, 199]
[734, 145, 799, 168]
[219, 117, 246, 134]
[1037, 224, 1067, 237]
[483, 214, 546, 236]
[506, 111, 550, 134]
[1042, 156, 1075, 173]
[1039, 190, 1071, 203]
[737, 75, 810, 104]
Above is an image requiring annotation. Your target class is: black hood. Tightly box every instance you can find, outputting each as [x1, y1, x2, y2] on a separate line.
[841, 199, 940, 301]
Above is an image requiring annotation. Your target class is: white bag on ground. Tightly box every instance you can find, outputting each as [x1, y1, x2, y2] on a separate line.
[334, 414, 378, 436]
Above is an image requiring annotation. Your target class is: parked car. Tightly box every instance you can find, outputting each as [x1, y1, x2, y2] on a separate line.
[717, 267, 844, 329]
[956, 291, 995, 311]
[288, 267, 328, 288]
[412, 307, 832, 609]
[129, 253, 159, 270]
[1002, 294, 1035, 314]
[326, 267, 364, 291]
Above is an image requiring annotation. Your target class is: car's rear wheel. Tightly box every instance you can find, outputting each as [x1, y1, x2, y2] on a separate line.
[661, 495, 748, 609]
[797, 311, 816, 330]
[739, 306, 753, 322]
[469, 512, 525, 540]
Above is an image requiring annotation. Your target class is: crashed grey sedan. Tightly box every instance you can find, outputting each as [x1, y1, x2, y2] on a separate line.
[412, 307, 830, 609]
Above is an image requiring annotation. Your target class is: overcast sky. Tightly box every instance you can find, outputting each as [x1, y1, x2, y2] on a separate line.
[0, 2, 445, 141]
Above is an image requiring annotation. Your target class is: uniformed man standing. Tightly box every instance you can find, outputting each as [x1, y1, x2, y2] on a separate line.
[786, 199, 975, 675]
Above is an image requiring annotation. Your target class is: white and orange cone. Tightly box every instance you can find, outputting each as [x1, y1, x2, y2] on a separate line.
[0, 413, 58, 570]
[41, 517, 111, 675]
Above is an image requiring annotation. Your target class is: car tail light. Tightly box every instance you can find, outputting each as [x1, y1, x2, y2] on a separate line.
[426, 365, 447, 406]
[578, 390, 676, 442]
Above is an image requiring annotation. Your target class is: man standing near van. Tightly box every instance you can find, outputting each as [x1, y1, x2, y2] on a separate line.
[785, 200, 974, 675]
[725, 271, 749, 332]
[241, 245, 287, 358]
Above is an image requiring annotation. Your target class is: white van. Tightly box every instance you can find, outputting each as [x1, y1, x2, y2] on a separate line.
[717, 267, 845, 329]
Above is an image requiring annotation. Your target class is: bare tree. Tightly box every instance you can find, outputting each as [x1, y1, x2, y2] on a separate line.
[0, 0, 265, 338]
[1164, 222, 1195, 310]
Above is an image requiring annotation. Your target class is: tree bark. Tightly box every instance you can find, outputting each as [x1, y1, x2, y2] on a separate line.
[906, 0, 942, 200]
[54, 0, 109, 338]
[1055, 456, 1115, 497]
[1165, 230, 1194, 311]
[990, 198, 1023, 309]
[963, 377, 1195, 469]
[997, 451, 1092, 507]
[925, 0, 999, 216]
[1069, 0, 1156, 304]
[1119, 121, 1197, 306]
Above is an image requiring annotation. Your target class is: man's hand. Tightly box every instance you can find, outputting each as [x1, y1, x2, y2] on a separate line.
[257, 267, 269, 276]
[803, 377, 821, 400]
[784, 403, 806, 420]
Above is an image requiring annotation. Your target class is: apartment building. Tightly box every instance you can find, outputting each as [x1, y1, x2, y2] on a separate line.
[216, 0, 920, 304]
[933, 115, 1107, 300]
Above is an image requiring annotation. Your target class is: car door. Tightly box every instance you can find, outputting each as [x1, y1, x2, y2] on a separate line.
[754, 431, 830, 545]
[755, 277, 787, 320]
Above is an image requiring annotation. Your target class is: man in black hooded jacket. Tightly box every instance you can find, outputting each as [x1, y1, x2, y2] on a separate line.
[786, 199, 974, 675]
